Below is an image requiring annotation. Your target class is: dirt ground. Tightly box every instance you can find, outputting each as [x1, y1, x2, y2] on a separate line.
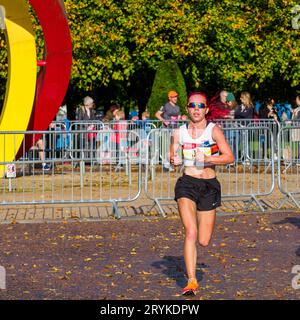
[0, 210, 300, 300]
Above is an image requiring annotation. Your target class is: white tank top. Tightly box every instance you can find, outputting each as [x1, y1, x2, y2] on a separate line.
[178, 122, 219, 167]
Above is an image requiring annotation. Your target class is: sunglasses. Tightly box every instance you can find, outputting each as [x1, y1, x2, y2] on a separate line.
[187, 102, 206, 109]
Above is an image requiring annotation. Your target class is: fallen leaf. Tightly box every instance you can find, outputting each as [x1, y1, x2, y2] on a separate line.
[84, 258, 92, 262]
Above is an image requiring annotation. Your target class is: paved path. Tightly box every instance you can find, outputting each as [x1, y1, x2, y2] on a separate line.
[0, 210, 300, 300]
[0, 192, 298, 223]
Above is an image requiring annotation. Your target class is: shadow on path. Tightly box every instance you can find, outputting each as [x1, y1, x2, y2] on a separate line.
[274, 217, 300, 257]
[151, 255, 209, 288]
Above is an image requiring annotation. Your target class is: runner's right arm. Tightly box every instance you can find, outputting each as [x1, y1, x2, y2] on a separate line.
[170, 128, 181, 166]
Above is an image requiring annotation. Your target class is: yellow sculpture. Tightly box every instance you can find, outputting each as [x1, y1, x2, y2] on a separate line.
[0, 0, 37, 177]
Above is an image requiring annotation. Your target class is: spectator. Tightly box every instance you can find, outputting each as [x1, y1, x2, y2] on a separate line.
[234, 91, 254, 120]
[207, 90, 232, 120]
[50, 120, 72, 160]
[155, 90, 181, 171]
[128, 111, 152, 161]
[129, 110, 139, 120]
[292, 94, 300, 120]
[75, 96, 97, 158]
[220, 90, 228, 104]
[131, 115, 139, 122]
[53, 103, 71, 159]
[141, 111, 150, 121]
[112, 110, 127, 168]
[259, 98, 279, 122]
[76, 96, 97, 121]
[103, 104, 120, 122]
[277, 102, 292, 121]
[155, 90, 181, 126]
[181, 114, 188, 121]
[221, 92, 238, 159]
[133, 111, 151, 140]
[226, 92, 237, 119]
[56, 103, 68, 122]
[291, 95, 300, 157]
[29, 137, 50, 171]
[95, 121, 111, 165]
[37, 138, 50, 171]
[133, 111, 150, 127]
[140, 111, 151, 160]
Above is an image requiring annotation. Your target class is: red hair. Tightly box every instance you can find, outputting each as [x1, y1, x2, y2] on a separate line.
[188, 91, 207, 101]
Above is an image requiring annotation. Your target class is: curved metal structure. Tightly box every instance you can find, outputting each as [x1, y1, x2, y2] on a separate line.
[0, 0, 72, 176]
[0, 0, 37, 176]
[27, 0, 72, 135]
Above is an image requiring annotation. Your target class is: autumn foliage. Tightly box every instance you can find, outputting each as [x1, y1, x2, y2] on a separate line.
[0, 0, 299, 114]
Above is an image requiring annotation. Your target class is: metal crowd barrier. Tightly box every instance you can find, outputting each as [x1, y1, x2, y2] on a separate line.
[214, 119, 279, 164]
[48, 119, 280, 165]
[108, 120, 188, 130]
[144, 126, 275, 216]
[277, 121, 300, 209]
[1, 119, 298, 219]
[217, 126, 275, 211]
[0, 129, 141, 219]
[144, 128, 182, 217]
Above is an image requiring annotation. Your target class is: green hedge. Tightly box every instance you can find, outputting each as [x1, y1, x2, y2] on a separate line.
[147, 60, 187, 118]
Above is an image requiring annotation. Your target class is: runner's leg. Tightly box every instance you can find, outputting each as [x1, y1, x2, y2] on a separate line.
[197, 210, 216, 247]
[177, 197, 198, 279]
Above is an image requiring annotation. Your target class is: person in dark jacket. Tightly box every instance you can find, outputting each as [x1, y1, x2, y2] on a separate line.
[76, 96, 97, 121]
[259, 98, 279, 122]
[75, 96, 97, 155]
[234, 91, 254, 121]
[232, 92, 255, 160]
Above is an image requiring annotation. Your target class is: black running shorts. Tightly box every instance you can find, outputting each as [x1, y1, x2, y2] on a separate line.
[174, 175, 221, 212]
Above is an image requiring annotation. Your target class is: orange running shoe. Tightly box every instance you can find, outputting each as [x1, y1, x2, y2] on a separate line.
[182, 278, 198, 296]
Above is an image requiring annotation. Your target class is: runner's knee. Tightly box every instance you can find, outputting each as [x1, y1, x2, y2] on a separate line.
[185, 228, 198, 243]
[198, 238, 210, 247]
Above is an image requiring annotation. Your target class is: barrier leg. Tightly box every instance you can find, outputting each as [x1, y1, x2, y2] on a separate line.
[278, 196, 289, 209]
[264, 161, 272, 174]
[282, 161, 292, 174]
[278, 193, 300, 209]
[112, 201, 121, 219]
[244, 195, 265, 212]
[154, 198, 166, 218]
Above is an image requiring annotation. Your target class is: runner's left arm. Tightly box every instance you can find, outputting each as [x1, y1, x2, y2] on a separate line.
[204, 125, 235, 165]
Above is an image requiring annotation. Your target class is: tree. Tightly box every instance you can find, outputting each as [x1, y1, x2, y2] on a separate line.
[1, 0, 300, 117]
[147, 59, 187, 118]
